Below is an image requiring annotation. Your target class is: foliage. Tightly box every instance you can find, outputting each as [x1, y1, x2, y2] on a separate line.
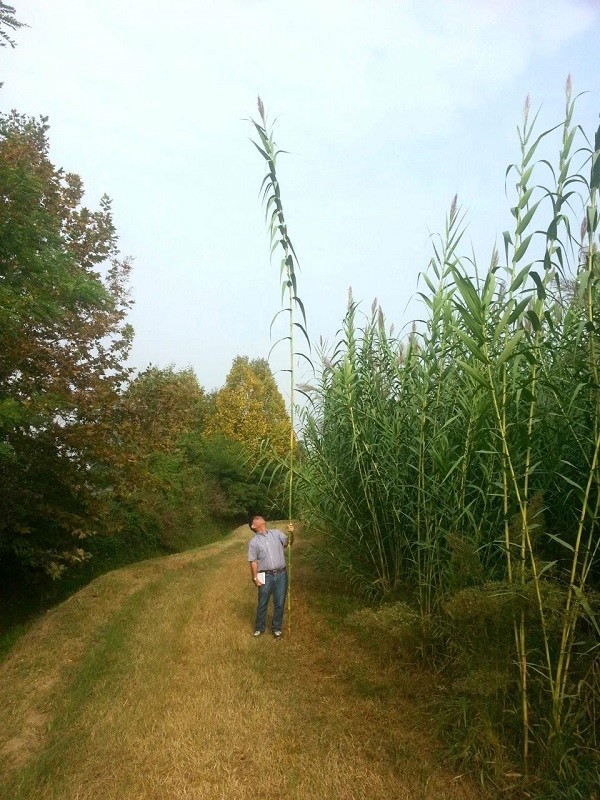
[293, 82, 600, 795]
[112, 366, 209, 548]
[117, 365, 206, 458]
[192, 433, 286, 520]
[114, 361, 288, 546]
[0, 111, 133, 577]
[204, 355, 290, 458]
[0, 2, 24, 50]
[202, 356, 290, 519]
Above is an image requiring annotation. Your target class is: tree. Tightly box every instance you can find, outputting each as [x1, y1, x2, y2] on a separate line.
[0, 112, 133, 577]
[109, 366, 211, 548]
[118, 366, 206, 460]
[204, 356, 290, 458]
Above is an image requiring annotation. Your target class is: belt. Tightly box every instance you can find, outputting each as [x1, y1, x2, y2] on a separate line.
[263, 568, 286, 575]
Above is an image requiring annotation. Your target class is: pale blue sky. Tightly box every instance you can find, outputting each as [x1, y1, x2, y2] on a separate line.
[1, 0, 599, 397]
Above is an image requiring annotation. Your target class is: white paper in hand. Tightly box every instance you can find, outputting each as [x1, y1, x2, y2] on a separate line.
[256, 572, 266, 586]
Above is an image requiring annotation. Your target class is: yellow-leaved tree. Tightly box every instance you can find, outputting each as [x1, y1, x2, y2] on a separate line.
[205, 357, 290, 458]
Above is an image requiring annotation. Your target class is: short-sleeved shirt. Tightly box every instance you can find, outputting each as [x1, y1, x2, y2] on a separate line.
[247, 529, 288, 570]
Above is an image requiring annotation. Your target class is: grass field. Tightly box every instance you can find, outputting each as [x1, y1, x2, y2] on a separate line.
[0, 525, 488, 800]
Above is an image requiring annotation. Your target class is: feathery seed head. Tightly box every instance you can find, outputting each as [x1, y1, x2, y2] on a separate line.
[450, 194, 458, 222]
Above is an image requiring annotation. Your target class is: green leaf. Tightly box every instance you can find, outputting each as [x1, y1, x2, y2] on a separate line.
[526, 308, 541, 332]
[513, 233, 533, 263]
[497, 330, 524, 364]
[573, 586, 600, 636]
[508, 297, 530, 325]
[542, 310, 555, 333]
[250, 140, 269, 161]
[294, 350, 315, 371]
[455, 329, 486, 361]
[518, 186, 535, 208]
[530, 271, 545, 300]
[519, 164, 535, 188]
[558, 472, 584, 493]
[520, 387, 535, 403]
[591, 124, 600, 190]
[293, 294, 308, 326]
[268, 336, 292, 360]
[456, 359, 489, 388]
[454, 304, 482, 339]
[503, 230, 513, 264]
[521, 123, 562, 169]
[516, 200, 541, 236]
[494, 304, 514, 342]
[509, 263, 532, 294]
[453, 272, 483, 324]
[269, 307, 288, 336]
[293, 321, 311, 348]
[563, 126, 577, 159]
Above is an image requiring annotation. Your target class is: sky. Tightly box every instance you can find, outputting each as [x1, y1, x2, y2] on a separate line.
[1, 0, 599, 398]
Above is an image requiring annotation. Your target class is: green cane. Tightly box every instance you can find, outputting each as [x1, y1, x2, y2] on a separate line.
[250, 97, 310, 636]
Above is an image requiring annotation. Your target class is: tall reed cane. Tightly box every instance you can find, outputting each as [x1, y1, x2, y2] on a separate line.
[250, 97, 310, 636]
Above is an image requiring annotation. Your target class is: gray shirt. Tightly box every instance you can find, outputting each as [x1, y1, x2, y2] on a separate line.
[248, 528, 288, 570]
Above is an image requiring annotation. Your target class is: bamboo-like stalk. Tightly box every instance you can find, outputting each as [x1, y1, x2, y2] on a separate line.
[554, 147, 600, 724]
[250, 98, 309, 636]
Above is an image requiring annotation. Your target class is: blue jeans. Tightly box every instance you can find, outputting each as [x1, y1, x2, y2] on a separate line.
[254, 571, 288, 632]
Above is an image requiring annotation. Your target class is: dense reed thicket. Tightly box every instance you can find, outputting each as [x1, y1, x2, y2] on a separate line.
[297, 84, 600, 795]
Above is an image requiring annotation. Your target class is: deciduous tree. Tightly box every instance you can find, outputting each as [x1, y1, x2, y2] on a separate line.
[205, 356, 290, 458]
[0, 112, 133, 576]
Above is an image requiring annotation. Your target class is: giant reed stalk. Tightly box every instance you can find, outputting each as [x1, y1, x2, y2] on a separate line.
[250, 98, 309, 635]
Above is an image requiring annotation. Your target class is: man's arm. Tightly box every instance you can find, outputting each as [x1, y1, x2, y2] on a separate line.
[248, 539, 261, 585]
[249, 560, 261, 585]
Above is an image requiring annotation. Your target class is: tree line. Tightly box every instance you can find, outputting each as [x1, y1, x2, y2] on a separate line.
[0, 63, 289, 631]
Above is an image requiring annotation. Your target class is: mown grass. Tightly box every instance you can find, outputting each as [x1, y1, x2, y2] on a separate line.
[0, 525, 488, 800]
[0, 516, 232, 659]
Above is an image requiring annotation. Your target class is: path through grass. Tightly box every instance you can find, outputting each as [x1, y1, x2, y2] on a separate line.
[0, 526, 486, 799]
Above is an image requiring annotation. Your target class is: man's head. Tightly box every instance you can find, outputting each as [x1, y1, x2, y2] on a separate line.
[249, 515, 267, 533]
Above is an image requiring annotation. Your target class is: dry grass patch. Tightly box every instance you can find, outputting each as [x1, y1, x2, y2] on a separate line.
[0, 536, 239, 775]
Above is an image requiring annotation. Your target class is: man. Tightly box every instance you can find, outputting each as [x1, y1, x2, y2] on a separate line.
[247, 515, 294, 638]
